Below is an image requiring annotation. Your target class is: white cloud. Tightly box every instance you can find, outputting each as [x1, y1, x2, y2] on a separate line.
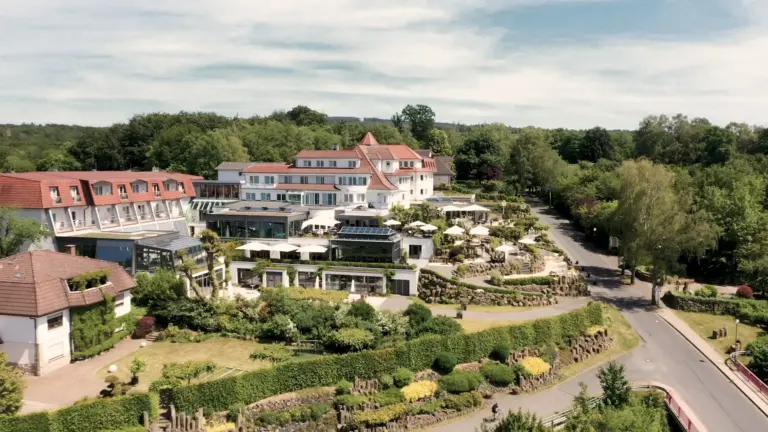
[0, 0, 766, 129]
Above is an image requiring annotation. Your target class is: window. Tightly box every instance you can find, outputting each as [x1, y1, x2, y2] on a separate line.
[118, 184, 127, 198]
[131, 182, 147, 193]
[283, 176, 293, 184]
[318, 177, 325, 184]
[70, 186, 80, 199]
[317, 160, 325, 167]
[348, 161, 356, 168]
[360, 177, 367, 185]
[343, 193, 352, 203]
[265, 176, 275, 184]
[93, 184, 110, 196]
[245, 192, 256, 200]
[261, 193, 271, 201]
[123, 206, 131, 218]
[410, 190, 413, 195]
[50, 187, 61, 203]
[402, 194, 405, 200]
[47, 314, 63, 330]
[357, 194, 365, 202]
[330, 161, 337, 167]
[300, 176, 309, 184]
[164, 181, 177, 191]
[303, 160, 311, 167]
[179, 182, 185, 194]
[277, 193, 286, 201]
[249, 175, 259, 184]
[420, 175, 424, 181]
[153, 183, 161, 196]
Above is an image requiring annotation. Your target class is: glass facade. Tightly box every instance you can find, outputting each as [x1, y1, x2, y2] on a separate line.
[195, 183, 240, 199]
[331, 239, 400, 263]
[297, 271, 315, 288]
[325, 274, 384, 292]
[206, 218, 303, 239]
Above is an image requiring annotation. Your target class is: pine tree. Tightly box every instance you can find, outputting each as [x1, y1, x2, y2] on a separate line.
[598, 361, 632, 408]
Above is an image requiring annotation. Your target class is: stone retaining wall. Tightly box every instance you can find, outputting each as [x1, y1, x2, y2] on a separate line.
[418, 270, 557, 307]
[569, 329, 613, 363]
[454, 260, 524, 278]
[247, 391, 334, 414]
[513, 274, 589, 297]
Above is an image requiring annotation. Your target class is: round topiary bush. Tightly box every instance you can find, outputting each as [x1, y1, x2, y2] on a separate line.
[392, 368, 415, 388]
[433, 352, 458, 375]
[438, 370, 484, 394]
[489, 343, 510, 363]
[404, 303, 432, 328]
[737, 285, 754, 298]
[378, 373, 394, 389]
[336, 379, 352, 395]
[348, 301, 377, 321]
[694, 285, 718, 298]
[480, 362, 516, 386]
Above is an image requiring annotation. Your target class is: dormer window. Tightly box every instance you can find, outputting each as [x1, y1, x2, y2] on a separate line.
[118, 184, 128, 199]
[303, 160, 311, 167]
[93, 183, 112, 196]
[50, 187, 61, 203]
[71, 186, 82, 202]
[131, 180, 148, 193]
[164, 180, 178, 192]
[348, 161, 356, 168]
[330, 161, 337, 168]
[67, 269, 110, 292]
[153, 183, 161, 196]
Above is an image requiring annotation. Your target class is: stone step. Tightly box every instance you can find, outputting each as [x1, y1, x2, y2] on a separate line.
[145, 331, 160, 342]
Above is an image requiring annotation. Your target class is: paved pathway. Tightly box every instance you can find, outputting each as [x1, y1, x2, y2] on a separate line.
[21, 338, 147, 413]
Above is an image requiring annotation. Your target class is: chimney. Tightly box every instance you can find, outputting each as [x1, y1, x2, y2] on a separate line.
[65, 245, 76, 256]
[332, 144, 338, 151]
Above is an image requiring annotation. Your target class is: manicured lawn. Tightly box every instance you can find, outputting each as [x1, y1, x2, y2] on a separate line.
[413, 297, 538, 313]
[672, 310, 765, 360]
[97, 337, 274, 391]
[458, 317, 521, 333]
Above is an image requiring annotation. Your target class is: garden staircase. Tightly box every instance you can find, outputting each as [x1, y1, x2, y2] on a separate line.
[145, 331, 160, 342]
[520, 261, 532, 274]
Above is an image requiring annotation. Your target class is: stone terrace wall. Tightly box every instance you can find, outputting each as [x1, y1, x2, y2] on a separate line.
[569, 328, 613, 363]
[247, 391, 334, 414]
[513, 274, 589, 297]
[454, 260, 524, 278]
[418, 270, 557, 307]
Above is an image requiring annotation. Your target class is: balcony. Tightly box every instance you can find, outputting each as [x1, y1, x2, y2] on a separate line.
[138, 213, 152, 221]
[120, 193, 128, 200]
[154, 191, 162, 197]
[52, 196, 62, 204]
[54, 221, 72, 232]
[102, 217, 119, 226]
[72, 195, 82, 203]
[155, 211, 168, 219]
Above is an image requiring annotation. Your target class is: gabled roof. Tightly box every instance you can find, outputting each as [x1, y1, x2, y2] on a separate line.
[355, 147, 397, 191]
[216, 162, 254, 171]
[358, 132, 380, 146]
[295, 150, 359, 159]
[0, 251, 135, 317]
[434, 156, 454, 176]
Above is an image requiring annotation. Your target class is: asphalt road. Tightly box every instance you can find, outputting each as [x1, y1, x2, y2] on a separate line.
[529, 200, 768, 431]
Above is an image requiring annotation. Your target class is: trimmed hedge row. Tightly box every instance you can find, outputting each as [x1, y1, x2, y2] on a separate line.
[171, 302, 604, 413]
[0, 393, 158, 432]
[501, 276, 554, 287]
[662, 291, 768, 327]
[235, 258, 415, 270]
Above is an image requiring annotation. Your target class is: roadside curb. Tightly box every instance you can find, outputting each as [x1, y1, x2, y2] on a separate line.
[656, 308, 768, 418]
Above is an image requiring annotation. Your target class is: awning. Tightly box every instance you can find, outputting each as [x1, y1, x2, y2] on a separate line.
[296, 245, 328, 253]
[271, 243, 299, 252]
[383, 219, 401, 226]
[464, 204, 490, 212]
[420, 224, 438, 232]
[301, 217, 341, 230]
[237, 242, 272, 252]
[407, 221, 425, 228]
[469, 226, 490, 236]
[444, 226, 465, 235]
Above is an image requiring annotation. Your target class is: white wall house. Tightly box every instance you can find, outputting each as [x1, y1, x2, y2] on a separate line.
[0, 251, 135, 376]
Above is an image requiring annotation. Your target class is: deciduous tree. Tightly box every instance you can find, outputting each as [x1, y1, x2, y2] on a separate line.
[0, 208, 50, 258]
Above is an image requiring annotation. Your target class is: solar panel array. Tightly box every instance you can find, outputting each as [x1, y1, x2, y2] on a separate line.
[338, 226, 395, 236]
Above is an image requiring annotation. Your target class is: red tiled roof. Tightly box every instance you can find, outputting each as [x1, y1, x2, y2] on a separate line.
[359, 144, 423, 161]
[0, 251, 135, 317]
[276, 183, 337, 191]
[295, 150, 359, 159]
[358, 132, 380, 146]
[355, 147, 397, 191]
[0, 171, 202, 209]
[245, 163, 371, 174]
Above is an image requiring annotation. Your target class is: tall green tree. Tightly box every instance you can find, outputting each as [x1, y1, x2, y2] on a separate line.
[285, 105, 328, 127]
[426, 128, 450, 154]
[597, 361, 631, 408]
[613, 160, 718, 304]
[0, 208, 51, 258]
[182, 129, 249, 178]
[0, 351, 24, 415]
[399, 104, 435, 144]
[481, 408, 552, 431]
[579, 127, 613, 162]
[455, 126, 507, 182]
[702, 126, 737, 165]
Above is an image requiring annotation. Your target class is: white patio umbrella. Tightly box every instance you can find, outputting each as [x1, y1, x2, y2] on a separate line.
[469, 226, 490, 236]
[420, 224, 438, 232]
[495, 244, 517, 253]
[518, 236, 537, 245]
[444, 225, 465, 236]
[440, 205, 461, 212]
[464, 204, 490, 212]
[295, 245, 328, 253]
[407, 221, 425, 228]
[237, 242, 272, 251]
[270, 243, 299, 252]
[383, 219, 401, 226]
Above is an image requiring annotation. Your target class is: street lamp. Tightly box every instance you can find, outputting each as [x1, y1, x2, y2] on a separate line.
[735, 319, 740, 347]
[501, 201, 507, 219]
[593, 227, 597, 236]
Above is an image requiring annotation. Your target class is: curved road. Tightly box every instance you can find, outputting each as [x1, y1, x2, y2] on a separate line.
[529, 200, 768, 431]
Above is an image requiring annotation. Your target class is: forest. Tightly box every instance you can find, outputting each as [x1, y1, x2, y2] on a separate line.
[2, 105, 768, 290]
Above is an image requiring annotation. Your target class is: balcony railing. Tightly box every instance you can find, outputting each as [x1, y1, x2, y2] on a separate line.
[72, 195, 82, 203]
[120, 193, 128, 199]
[103, 217, 118, 225]
[139, 213, 152, 221]
[155, 211, 167, 218]
[124, 215, 135, 222]
[52, 196, 62, 203]
[154, 191, 161, 197]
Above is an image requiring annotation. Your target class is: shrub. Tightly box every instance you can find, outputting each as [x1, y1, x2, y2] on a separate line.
[249, 344, 294, 363]
[480, 362, 516, 386]
[267, 287, 348, 303]
[325, 328, 376, 353]
[352, 403, 409, 426]
[586, 325, 606, 335]
[148, 378, 183, 393]
[161, 361, 216, 384]
[433, 352, 458, 375]
[419, 316, 463, 337]
[260, 314, 299, 342]
[0, 351, 23, 415]
[501, 276, 553, 286]
[489, 343, 510, 363]
[694, 285, 718, 298]
[371, 388, 405, 406]
[489, 270, 504, 286]
[132, 316, 156, 339]
[737, 285, 754, 298]
[348, 301, 377, 322]
[403, 303, 432, 328]
[455, 254, 466, 262]
[401, 381, 438, 402]
[392, 368, 415, 388]
[519, 357, 550, 376]
[226, 402, 246, 422]
[438, 371, 483, 394]
[335, 380, 352, 395]
[378, 374, 394, 389]
[747, 336, 768, 381]
[333, 394, 367, 408]
[443, 391, 483, 411]
[410, 398, 444, 415]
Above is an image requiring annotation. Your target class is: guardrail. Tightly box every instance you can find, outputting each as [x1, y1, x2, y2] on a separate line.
[540, 382, 705, 431]
[729, 350, 768, 403]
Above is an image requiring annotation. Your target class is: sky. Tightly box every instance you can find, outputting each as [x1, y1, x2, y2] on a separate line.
[1, 0, 767, 129]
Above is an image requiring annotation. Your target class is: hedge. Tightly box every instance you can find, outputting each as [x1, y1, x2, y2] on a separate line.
[662, 291, 768, 327]
[501, 276, 553, 287]
[171, 302, 604, 413]
[0, 393, 158, 432]
[237, 259, 415, 270]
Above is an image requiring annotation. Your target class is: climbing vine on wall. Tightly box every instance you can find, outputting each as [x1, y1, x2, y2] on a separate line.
[70, 292, 118, 359]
